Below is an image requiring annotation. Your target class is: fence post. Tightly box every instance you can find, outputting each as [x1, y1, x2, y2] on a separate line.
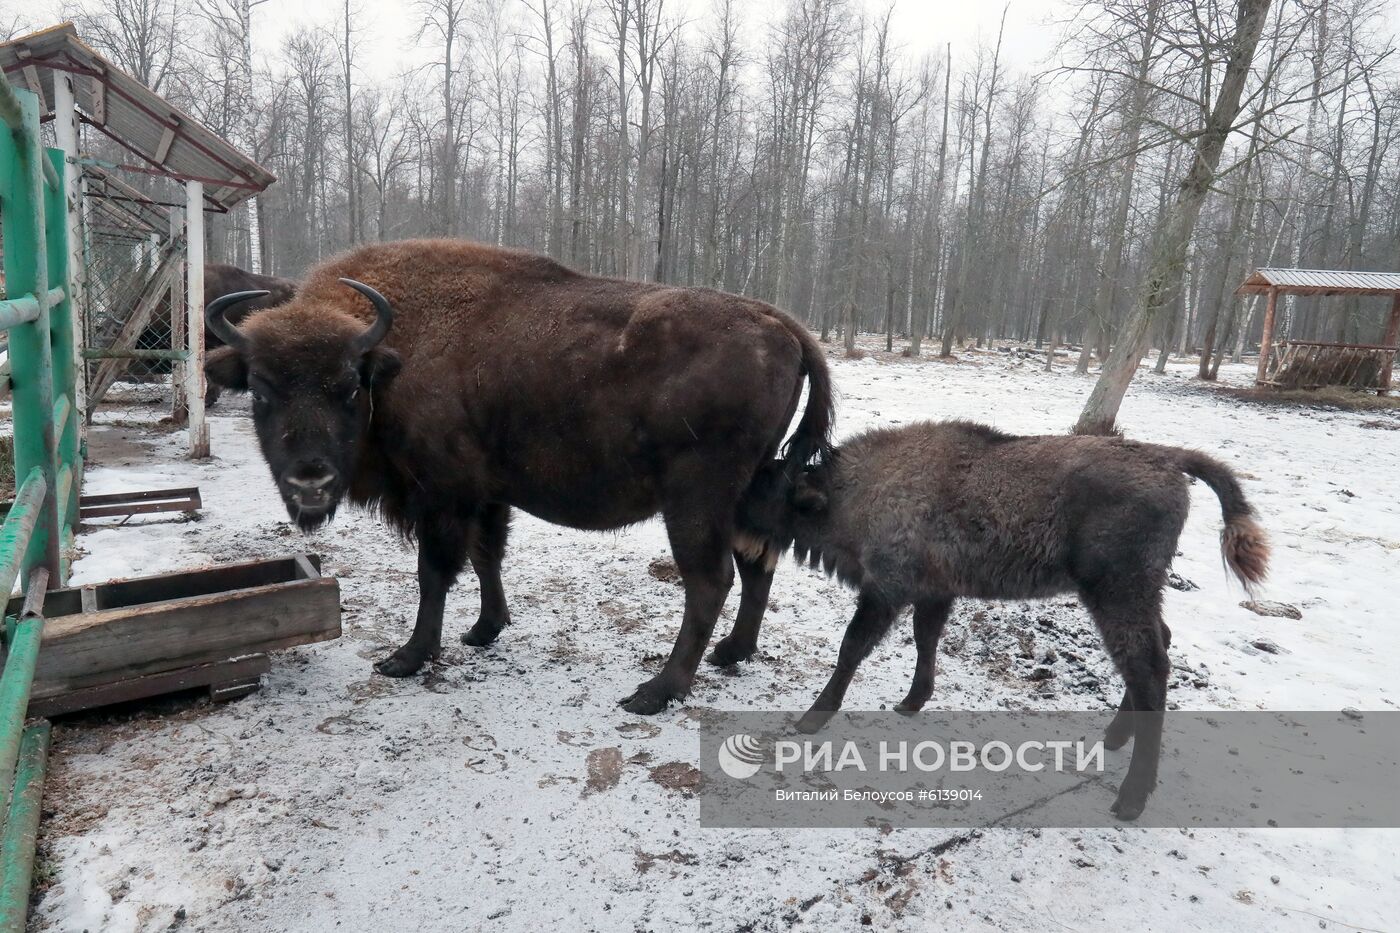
[45, 148, 80, 564]
[0, 87, 61, 585]
[170, 206, 188, 422]
[52, 72, 88, 427]
[1255, 287, 1279, 386]
[1381, 294, 1400, 394]
[185, 181, 209, 457]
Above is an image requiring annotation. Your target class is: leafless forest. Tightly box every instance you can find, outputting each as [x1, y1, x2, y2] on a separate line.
[11, 0, 1400, 387]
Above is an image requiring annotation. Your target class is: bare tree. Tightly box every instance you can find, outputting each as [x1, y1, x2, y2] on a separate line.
[1076, 0, 1274, 435]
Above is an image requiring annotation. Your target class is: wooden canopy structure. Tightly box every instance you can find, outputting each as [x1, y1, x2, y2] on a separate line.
[0, 22, 276, 457]
[1236, 268, 1400, 392]
[0, 23, 274, 213]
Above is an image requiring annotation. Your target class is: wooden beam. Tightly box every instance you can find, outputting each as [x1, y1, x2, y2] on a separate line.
[154, 121, 178, 164]
[29, 655, 271, 717]
[186, 180, 209, 457]
[15, 49, 46, 112]
[1256, 287, 1279, 385]
[89, 73, 106, 125]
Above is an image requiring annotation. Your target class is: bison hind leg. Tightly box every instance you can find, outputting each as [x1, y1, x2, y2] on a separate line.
[707, 548, 777, 667]
[460, 503, 513, 648]
[621, 472, 739, 715]
[895, 596, 954, 713]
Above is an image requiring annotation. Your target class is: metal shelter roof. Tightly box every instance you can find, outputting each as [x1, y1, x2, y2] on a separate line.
[1237, 268, 1400, 297]
[0, 22, 274, 213]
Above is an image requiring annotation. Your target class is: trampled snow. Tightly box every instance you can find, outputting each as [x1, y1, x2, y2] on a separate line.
[29, 345, 1400, 932]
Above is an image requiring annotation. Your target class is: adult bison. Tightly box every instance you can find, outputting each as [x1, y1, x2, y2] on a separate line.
[204, 239, 832, 714]
[202, 264, 297, 408]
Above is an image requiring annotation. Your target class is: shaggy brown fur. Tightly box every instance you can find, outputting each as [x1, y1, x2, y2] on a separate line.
[205, 238, 832, 714]
[730, 420, 1269, 820]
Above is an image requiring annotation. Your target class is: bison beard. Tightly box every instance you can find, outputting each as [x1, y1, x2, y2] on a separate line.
[204, 238, 833, 714]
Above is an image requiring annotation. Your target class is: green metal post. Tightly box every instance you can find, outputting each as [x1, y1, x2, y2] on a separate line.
[0, 86, 60, 587]
[45, 148, 81, 552]
[0, 610, 44, 823]
[0, 73, 71, 933]
[0, 721, 50, 933]
[0, 471, 47, 606]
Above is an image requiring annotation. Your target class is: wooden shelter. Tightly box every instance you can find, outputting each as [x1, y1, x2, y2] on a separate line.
[0, 23, 275, 456]
[1237, 268, 1400, 392]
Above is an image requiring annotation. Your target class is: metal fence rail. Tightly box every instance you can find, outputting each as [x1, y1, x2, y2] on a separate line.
[0, 71, 79, 932]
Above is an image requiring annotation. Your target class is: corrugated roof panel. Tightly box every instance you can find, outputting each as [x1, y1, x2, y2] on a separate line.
[0, 23, 274, 213]
[1237, 268, 1400, 296]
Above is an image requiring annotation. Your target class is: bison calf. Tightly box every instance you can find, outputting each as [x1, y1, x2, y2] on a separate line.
[729, 420, 1269, 820]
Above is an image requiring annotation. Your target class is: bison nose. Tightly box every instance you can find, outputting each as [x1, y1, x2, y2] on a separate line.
[288, 473, 334, 493]
[286, 466, 336, 500]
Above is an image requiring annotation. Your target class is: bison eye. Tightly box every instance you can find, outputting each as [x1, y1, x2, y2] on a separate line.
[250, 388, 268, 405]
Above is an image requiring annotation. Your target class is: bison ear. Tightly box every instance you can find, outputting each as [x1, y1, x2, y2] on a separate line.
[204, 346, 248, 391]
[791, 473, 828, 514]
[360, 346, 402, 389]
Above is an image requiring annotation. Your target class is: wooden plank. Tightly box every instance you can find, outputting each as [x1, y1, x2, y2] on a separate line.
[4, 555, 323, 617]
[154, 122, 177, 164]
[80, 486, 201, 507]
[1281, 340, 1400, 352]
[30, 654, 271, 717]
[79, 488, 201, 520]
[24, 576, 339, 698]
[90, 555, 314, 609]
[89, 73, 106, 125]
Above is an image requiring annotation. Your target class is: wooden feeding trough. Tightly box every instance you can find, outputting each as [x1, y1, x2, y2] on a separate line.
[2, 555, 340, 716]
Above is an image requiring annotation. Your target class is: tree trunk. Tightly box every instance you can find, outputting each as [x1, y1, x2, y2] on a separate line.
[1075, 0, 1271, 435]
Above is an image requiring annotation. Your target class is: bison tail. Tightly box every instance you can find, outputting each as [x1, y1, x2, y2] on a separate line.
[1177, 450, 1270, 592]
[779, 317, 834, 479]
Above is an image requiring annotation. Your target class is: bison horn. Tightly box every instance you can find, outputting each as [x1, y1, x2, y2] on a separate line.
[205, 290, 269, 351]
[339, 278, 394, 353]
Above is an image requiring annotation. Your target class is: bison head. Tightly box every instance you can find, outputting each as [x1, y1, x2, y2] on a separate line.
[203, 279, 402, 531]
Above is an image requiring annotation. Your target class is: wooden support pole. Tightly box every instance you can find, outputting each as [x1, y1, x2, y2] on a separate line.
[1255, 286, 1279, 385]
[185, 180, 209, 457]
[1380, 294, 1400, 393]
[52, 73, 89, 424]
[170, 206, 188, 422]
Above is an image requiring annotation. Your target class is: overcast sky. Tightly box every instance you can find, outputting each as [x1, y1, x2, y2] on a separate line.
[252, 0, 1068, 83]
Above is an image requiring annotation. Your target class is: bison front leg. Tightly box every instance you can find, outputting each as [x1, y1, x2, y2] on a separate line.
[376, 524, 468, 677]
[621, 504, 734, 715]
[797, 591, 899, 733]
[461, 503, 512, 648]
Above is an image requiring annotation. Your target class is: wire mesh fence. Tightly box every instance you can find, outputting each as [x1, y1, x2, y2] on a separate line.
[79, 166, 184, 420]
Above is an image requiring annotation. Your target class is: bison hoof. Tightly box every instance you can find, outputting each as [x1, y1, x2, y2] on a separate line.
[374, 647, 431, 678]
[894, 696, 926, 715]
[1110, 784, 1152, 821]
[618, 678, 682, 716]
[795, 708, 835, 734]
[461, 617, 507, 648]
[1104, 718, 1135, 751]
[706, 636, 757, 667]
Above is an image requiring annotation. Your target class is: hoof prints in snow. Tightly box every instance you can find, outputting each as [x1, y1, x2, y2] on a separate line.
[35, 352, 1400, 932]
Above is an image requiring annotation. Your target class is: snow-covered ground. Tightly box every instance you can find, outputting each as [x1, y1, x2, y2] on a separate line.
[29, 344, 1400, 932]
